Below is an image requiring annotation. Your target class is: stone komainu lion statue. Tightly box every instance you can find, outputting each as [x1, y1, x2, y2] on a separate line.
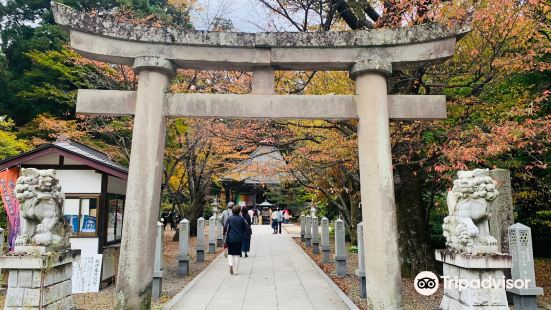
[14, 168, 70, 248]
[442, 169, 499, 255]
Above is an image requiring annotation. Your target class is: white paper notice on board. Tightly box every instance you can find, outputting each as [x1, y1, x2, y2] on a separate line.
[72, 254, 103, 293]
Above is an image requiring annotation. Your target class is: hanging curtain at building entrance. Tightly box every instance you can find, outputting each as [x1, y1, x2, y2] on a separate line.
[0, 167, 20, 251]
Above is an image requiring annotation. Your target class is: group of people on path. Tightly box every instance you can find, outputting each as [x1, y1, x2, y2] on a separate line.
[270, 209, 283, 234]
[270, 208, 291, 234]
[220, 202, 253, 275]
[160, 210, 181, 231]
[219, 202, 293, 275]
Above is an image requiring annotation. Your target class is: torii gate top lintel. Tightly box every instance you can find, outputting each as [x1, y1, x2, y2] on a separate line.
[51, 2, 468, 71]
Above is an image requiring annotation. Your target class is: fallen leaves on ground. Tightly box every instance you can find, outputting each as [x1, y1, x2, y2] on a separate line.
[74, 228, 222, 310]
[288, 222, 442, 310]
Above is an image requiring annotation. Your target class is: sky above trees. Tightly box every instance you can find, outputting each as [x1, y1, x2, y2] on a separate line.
[192, 0, 270, 31]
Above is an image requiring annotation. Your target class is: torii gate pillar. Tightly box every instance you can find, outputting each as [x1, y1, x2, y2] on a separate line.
[116, 57, 175, 309]
[352, 59, 401, 308]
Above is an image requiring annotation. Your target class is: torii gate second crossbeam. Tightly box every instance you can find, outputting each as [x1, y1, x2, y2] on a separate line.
[52, 3, 468, 309]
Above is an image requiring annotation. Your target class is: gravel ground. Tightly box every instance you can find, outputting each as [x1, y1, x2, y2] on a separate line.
[286, 224, 442, 310]
[289, 223, 551, 309]
[73, 228, 223, 309]
[535, 258, 551, 307]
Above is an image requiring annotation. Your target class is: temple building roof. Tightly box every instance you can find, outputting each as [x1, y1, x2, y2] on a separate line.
[0, 138, 128, 179]
[222, 146, 289, 185]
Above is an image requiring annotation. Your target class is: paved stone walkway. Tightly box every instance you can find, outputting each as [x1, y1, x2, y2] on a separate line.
[164, 224, 353, 310]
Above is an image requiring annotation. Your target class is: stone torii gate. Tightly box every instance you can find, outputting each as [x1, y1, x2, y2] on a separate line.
[52, 3, 467, 309]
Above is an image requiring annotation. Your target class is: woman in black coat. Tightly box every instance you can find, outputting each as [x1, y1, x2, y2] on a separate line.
[223, 205, 248, 275]
[241, 206, 252, 257]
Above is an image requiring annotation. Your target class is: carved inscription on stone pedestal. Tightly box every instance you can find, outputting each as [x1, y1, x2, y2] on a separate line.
[488, 169, 514, 253]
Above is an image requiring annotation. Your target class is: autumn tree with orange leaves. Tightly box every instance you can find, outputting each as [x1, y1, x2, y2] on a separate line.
[256, 0, 550, 274]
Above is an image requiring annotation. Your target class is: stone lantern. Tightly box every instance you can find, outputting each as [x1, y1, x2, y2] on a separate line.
[211, 197, 220, 217]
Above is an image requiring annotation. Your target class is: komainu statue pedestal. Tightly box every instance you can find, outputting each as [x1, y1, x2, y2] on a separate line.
[435, 249, 512, 310]
[437, 169, 515, 310]
[0, 251, 78, 309]
[2, 168, 76, 309]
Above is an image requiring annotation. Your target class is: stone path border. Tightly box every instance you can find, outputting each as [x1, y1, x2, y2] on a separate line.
[161, 252, 225, 310]
[288, 233, 359, 310]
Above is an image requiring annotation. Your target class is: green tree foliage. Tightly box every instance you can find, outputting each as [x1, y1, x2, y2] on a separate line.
[0, 117, 30, 160]
[0, 116, 28, 232]
[0, 0, 192, 124]
[0, 0, 72, 123]
[12, 48, 119, 123]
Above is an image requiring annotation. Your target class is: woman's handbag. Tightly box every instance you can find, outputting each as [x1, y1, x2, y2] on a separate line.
[223, 221, 230, 257]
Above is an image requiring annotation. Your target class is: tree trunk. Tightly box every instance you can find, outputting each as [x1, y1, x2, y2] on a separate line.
[394, 164, 435, 277]
[349, 202, 358, 244]
[349, 174, 361, 245]
[187, 199, 205, 237]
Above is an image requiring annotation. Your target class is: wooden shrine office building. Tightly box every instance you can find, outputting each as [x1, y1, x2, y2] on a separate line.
[0, 138, 127, 284]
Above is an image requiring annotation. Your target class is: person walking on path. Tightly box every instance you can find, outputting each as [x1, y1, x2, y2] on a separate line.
[241, 206, 252, 257]
[223, 205, 248, 275]
[161, 211, 169, 230]
[172, 212, 181, 229]
[271, 209, 278, 234]
[275, 208, 284, 234]
[221, 202, 234, 227]
[168, 211, 176, 230]
[247, 208, 254, 223]
[252, 208, 259, 225]
[220, 202, 234, 258]
[169, 211, 177, 230]
[283, 209, 291, 224]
